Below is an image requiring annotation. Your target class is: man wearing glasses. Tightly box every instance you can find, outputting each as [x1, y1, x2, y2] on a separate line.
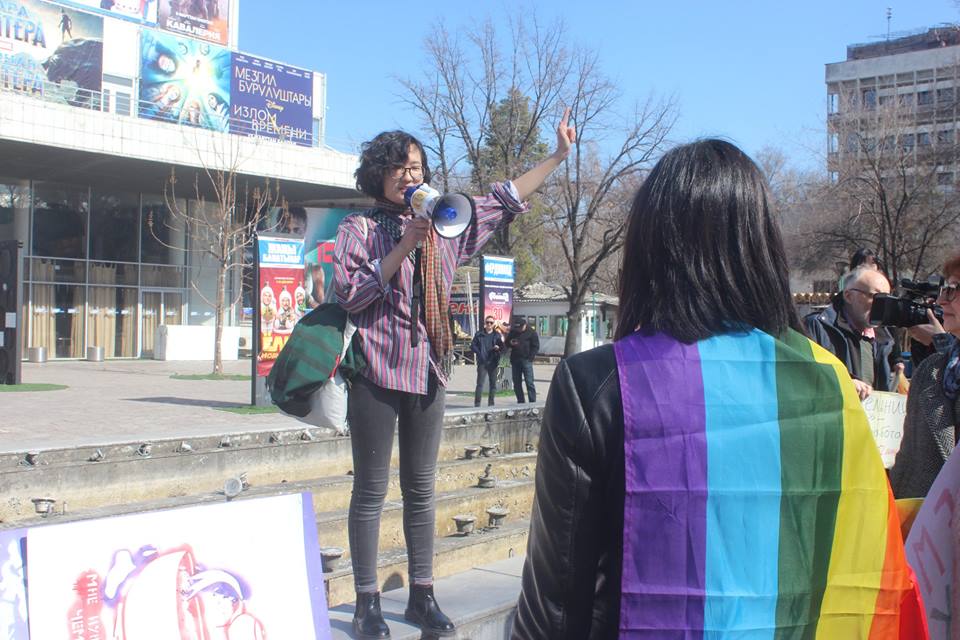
[471, 316, 504, 407]
[803, 266, 903, 399]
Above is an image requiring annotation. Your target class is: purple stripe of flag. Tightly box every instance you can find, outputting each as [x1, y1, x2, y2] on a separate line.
[615, 332, 707, 638]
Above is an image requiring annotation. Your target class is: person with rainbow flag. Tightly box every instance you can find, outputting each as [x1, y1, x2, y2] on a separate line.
[512, 139, 928, 639]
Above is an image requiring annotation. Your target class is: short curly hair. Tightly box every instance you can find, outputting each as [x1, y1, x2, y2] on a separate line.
[354, 130, 432, 199]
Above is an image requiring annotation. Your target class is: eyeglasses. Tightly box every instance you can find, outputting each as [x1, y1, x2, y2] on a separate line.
[848, 288, 884, 300]
[485, 321, 495, 325]
[940, 282, 960, 302]
[391, 165, 424, 180]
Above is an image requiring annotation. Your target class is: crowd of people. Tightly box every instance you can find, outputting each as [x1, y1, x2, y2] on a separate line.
[332, 112, 947, 637]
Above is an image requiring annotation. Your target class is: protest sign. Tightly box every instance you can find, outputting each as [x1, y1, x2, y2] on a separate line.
[905, 445, 960, 638]
[26, 493, 330, 639]
[861, 389, 907, 468]
[0, 529, 27, 640]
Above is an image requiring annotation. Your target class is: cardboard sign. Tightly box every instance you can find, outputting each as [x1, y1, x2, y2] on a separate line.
[861, 390, 907, 468]
[905, 445, 960, 638]
[26, 493, 330, 639]
[0, 529, 28, 640]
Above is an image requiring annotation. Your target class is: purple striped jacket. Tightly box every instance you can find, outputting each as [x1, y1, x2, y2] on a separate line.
[333, 182, 527, 395]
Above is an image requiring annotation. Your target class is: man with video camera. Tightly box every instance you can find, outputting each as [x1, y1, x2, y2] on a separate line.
[803, 267, 903, 399]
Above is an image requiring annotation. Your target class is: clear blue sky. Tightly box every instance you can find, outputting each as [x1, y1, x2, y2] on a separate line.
[239, 1, 958, 170]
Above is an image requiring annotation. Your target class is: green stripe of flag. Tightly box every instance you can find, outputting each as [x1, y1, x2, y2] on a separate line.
[773, 329, 845, 639]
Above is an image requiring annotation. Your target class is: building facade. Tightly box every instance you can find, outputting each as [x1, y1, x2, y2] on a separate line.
[513, 282, 618, 357]
[826, 26, 960, 181]
[0, 0, 363, 367]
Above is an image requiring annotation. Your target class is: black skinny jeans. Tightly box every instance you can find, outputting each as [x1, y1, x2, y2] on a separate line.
[346, 373, 446, 593]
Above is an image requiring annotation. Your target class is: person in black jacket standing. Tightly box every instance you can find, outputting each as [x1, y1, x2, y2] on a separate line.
[507, 317, 539, 403]
[471, 316, 504, 407]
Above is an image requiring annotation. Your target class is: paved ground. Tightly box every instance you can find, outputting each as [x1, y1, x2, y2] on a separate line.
[0, 359, 556, 453]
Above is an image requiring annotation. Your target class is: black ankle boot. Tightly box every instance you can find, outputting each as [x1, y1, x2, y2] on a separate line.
[353, 591, 390, 639]
[404, 584, 455, 637]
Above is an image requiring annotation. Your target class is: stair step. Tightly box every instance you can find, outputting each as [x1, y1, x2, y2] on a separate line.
[1, 451, 536, 529]
[308, 452, 536, 513]
[0, 407, 542, 525]
[315, 478, 535, 554]
[323, 520, 530, 608]
[328, 556, 525, 639]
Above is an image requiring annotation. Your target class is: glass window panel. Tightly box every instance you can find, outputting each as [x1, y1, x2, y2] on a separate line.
[163, 292, 183, 325]
[89, 261, 137, 286]
[141, 195, 186, 266]
[30, 283, 84, 358]
[32, 183, 89, 258]
[141, 265, 185, 288]
[31, 258, 86, 283]
[0, 179, 30, 245]
[88, 287, 137, 358]
[116, 92, 131, 116]
[141, 291, 161, 357]
[90, 190, 139, 262]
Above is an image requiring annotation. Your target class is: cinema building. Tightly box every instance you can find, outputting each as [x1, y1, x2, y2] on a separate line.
[0, 0, 362, 373]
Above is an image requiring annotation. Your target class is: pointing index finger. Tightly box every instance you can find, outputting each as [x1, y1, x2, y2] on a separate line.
[560, 106, 571, 128]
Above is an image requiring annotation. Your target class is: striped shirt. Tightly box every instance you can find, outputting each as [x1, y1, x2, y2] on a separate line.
[334, 181, 528, 395]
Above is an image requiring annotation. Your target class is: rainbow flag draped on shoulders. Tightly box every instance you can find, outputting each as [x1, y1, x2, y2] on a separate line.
[614, 328, 927, 639]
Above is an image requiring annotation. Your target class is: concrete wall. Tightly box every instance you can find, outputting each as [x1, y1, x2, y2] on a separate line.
[0, 90, 357, 189]
[826, 46, 960, 83]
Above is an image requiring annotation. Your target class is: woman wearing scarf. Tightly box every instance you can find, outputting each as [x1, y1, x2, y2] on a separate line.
[334, 111, 575, 639]
[512, 139, 927, 639]
[891, 256, 960, 499]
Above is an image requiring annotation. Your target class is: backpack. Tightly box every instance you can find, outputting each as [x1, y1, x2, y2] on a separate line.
[265, 216, 369, 434]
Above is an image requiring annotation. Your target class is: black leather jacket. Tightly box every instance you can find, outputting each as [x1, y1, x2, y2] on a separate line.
[513, 344, 623, 639]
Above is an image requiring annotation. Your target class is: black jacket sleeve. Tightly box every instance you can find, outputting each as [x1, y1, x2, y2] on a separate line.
[513, 345, 623, 639]
[471, 332, 482, 356]
[530, 331, 540, 359]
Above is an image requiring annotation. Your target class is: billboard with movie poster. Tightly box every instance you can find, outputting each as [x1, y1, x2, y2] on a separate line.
[230, 52, 313, 146]
[480, 255, 514, 333]
[158, 0, 228, 45]
[138, 29, 230, 131]
[0, 0, 103, 105]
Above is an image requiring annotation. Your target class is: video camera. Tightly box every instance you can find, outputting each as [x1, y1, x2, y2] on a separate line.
[869, 278, 944, 328]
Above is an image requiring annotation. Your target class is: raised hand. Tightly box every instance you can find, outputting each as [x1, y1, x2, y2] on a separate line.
[554, 106, 576, 159]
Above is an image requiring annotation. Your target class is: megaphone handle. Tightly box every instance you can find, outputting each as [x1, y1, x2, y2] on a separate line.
[410, 248, 423, 347]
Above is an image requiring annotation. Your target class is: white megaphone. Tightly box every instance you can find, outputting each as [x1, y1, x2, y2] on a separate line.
[404, 184, 475, 239]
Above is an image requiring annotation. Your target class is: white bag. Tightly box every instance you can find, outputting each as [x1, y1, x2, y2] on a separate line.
[297, 371, 349, 434]
[294, 320, 356, 436]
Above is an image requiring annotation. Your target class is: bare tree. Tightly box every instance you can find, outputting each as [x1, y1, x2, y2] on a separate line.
[402, 16, 675, 355]
[543, 61, 675, 355]
[398, 15, 572, 260]
[809, 92, 960, 285]
[754, 146, 836, 285]
[147, 134, 284, 374]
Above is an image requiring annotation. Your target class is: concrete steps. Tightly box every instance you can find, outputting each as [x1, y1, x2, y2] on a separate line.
[324, 520, 530, 608]
[309, 452, 536, 513]
[0, 407, 543, 638]
[0, 406, 541, 525]
[315, 478, 535, 554]
[328, 556, 525, 639]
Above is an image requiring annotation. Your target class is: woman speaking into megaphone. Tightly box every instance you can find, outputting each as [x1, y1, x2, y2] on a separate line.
[333, 108, 575, 639]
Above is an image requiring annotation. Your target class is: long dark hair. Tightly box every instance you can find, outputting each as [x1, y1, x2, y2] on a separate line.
[615, 139, 800, 342]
